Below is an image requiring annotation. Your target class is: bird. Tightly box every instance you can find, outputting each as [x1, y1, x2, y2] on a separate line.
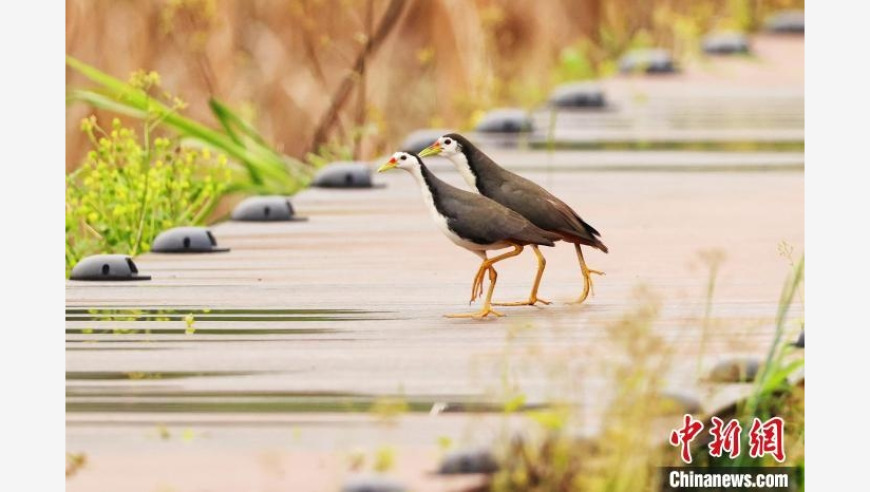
[419, 133, 608, 305]
[377, 152, 561, 319]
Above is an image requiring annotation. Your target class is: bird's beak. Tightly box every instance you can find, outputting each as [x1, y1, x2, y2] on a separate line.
[377, 157, 398, 173]
[418, 142, 442, 158]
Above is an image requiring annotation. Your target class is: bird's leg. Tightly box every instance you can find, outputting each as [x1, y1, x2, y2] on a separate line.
[573, 243, 605, 304]
[469, 252, 488, 303]
[494, 245, 552, 307]
[469, 252, 497, 303]
[471, 266, 496, 303]
[446, 245, 523, 319]
[449, 266, 505, 319]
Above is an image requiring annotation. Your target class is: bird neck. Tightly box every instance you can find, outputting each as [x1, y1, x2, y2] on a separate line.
[406, 163, 445, 215]
[447, 150, 479, 193]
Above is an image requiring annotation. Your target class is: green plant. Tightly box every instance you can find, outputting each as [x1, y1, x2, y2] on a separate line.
[491, 288, 670, 492]
[489, 254, 805, 491]
[67, 56, 311, 195]
[684, 255, 804, 492]
[66, 113, 231, 276]
[304, 124, 378, 169]
[716, 255, 805, 469]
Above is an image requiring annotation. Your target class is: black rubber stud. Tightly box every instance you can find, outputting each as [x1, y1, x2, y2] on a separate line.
[437, 448, 499, 475]
[702, 32, 750, 55]
[231, 196, 306, 222]
[793, 331, 804, 348]
[312, 162, 374, 188]
[474, 108, 533, 133]
[151, 226, 229, 253]
[548, 82, 607, 109]
[69, 254, 151, 281]
[708, 358, 761, 383]
[619, 48, 677, 74]
[765, 10, 804, 34]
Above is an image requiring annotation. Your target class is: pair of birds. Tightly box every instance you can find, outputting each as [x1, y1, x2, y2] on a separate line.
[378, 133, 608, 319]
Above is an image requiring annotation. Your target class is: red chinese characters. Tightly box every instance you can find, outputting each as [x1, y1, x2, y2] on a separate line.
[669, 415, 786, 463]
[748, 417, 786, 462]
[669, 414, 704, 464]
[708, 416, 742, 459]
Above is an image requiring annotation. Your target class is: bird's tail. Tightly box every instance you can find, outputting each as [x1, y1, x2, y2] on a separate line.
[560, 227, 608, 253]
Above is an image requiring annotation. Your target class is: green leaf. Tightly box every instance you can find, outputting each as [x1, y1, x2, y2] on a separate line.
[66, 56, 311, 195]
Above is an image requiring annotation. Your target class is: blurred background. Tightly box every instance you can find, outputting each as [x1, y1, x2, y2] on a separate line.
[66, 0, 804, 170]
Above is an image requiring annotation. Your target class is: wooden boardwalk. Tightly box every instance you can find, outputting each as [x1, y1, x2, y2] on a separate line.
[66, 160, 803, 491]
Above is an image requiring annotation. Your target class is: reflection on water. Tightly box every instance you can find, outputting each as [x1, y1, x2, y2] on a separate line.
[66, 306, 502, 417]
[67, 307, 379, 322]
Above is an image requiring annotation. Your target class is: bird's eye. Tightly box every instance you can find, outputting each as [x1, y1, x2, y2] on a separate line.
[400, 155, 407, 161]
[444, 138, 452, 145]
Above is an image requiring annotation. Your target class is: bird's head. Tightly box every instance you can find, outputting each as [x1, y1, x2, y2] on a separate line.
[418, 133, 464, 158]
[377, 151, 422, 173]
[419, 133, 478, 190]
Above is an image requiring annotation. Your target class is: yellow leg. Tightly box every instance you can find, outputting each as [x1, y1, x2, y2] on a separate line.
[448, 245, 524, 319]
[573, 243, 605, 304]
[469, 265, 496, 303]
[469, 253, 488, 303]
[468, 251, 497, 303]
[494, 245, 552, 306]
[469, 250, 509, 303]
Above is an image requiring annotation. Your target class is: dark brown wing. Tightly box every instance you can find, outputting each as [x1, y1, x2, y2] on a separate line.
[484, 170, 608, 252]
[438, 188, 559, 247]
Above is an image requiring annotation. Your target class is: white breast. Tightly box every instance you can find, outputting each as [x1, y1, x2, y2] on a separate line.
[408, 166, 498, 252]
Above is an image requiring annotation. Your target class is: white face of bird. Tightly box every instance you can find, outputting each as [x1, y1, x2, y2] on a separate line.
[419, 135, 461, 158]
[421, 135, 477, 191]
[377, 151, 420, 173]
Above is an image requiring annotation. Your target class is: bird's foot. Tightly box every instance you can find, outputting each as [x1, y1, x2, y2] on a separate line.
[494, 296, 551, 307]
[444, 306, 505, 319]
[571, 270, 605, 304]
[571, 292, 591, 305]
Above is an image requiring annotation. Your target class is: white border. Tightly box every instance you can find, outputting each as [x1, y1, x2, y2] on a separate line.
[806, 0, 870, 487]
[0, 2, 65, 490]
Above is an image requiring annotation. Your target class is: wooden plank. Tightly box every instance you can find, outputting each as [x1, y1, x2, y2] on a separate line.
[66, 168, 803, 491]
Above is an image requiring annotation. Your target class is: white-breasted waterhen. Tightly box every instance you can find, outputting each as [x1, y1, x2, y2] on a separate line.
[419, 134, 608, 305]
[378, 152, 561, 319]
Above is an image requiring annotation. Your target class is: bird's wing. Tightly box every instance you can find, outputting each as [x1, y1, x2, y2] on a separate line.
[440, 191, 555, 246]
[490, 173, 605, 250]
[493, 173, 587, 230]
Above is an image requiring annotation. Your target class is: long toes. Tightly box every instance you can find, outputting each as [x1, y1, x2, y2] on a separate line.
[471, 309, 505, 319]
[573, 291, 591, 304]
[589, 270, 605, 276]
[494, 298, 551, 307]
